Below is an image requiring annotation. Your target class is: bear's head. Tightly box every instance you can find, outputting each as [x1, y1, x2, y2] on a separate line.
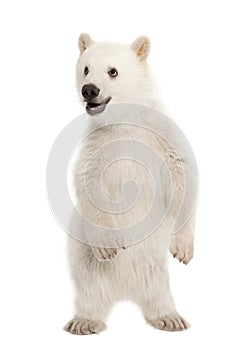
[76, 34, 155, 116]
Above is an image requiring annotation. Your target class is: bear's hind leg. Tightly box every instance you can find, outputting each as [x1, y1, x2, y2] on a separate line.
[136, 264, 190, 332]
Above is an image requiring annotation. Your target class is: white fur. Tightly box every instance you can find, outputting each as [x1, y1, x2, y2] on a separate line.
[64, 34, 195, 335]
[76, 35, 158, 109]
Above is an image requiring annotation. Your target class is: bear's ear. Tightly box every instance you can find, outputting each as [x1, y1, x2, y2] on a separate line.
[131, 36, 150, 61]
[78, 33, 94, 54]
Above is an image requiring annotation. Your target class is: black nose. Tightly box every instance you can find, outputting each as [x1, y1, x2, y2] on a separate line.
[82, 84, 100, 100]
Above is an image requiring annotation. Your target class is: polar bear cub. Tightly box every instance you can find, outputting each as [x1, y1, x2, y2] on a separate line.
[64, 34, 196, 335]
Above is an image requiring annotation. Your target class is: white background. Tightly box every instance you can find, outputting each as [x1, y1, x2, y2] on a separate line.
[0, 0, 246, 349]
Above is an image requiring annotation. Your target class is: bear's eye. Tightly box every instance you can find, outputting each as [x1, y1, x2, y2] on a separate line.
[108, 68, 118, 78]
[84, 66, 89, 75]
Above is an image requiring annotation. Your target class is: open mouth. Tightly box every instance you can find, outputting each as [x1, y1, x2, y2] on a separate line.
[86, 97, 111, 116]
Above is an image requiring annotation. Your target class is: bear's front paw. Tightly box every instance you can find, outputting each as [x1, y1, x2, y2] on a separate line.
[169, 232, 194, 264]
[92, 247, 118, 261]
